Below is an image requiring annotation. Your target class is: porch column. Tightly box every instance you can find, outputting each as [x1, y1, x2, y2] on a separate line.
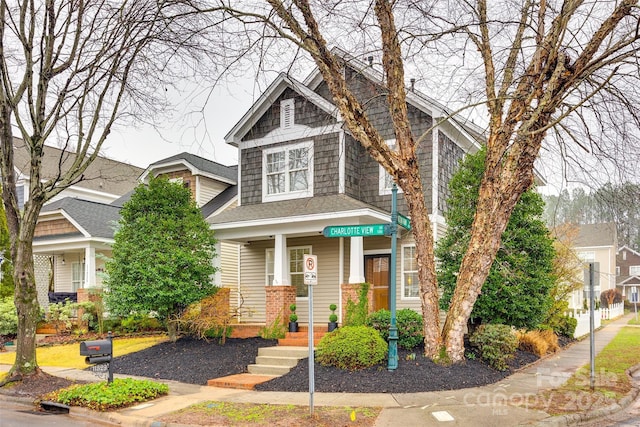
[348, 236, 365, 283]
[273, 233, 289, 285]
[84, 247, 96, 288]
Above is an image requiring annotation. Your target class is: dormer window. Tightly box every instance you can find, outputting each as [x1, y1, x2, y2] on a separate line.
[379, 139, 403, 195]
[263, 141, 314, 202]
[280, 99, 294, 129]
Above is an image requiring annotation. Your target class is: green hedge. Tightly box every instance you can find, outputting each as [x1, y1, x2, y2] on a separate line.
[316, 325, 387, 370]
[366, 308, 424, 349]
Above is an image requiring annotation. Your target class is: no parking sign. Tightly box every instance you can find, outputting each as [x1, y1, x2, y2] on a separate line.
[303, 254, 317, 285]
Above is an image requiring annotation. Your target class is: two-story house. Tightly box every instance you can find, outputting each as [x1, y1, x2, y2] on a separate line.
[31, 149, 238, 310]
[568, 222, 618, 309]
[617, 245, 640, 302]
[210, 50, 482, 327]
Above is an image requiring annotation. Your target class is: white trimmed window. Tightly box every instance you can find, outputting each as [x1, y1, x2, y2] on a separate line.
[290, 247, 311, 298]
[265, 246, 312, 298]
[402, 245, 419, 298]
[379, 139, 403, 195]
[578, 251, 596, 262]
[280, 98, 294, 129]
[630, 266, 640, 276]
[263, 141, 314, 202]
[72, 261, 85, 292]
[265, 249, 275, 286]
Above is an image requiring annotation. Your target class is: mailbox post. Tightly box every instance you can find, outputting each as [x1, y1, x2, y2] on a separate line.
[80, 331, 114, 383]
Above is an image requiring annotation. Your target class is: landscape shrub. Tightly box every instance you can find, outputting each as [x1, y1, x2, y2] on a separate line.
[0, 296, 17, 336]
[48, 299, 78, 334]
[45, 378, 169, 411]
[600, 289, 623, 308]
[121, 314, 162, 333]
[178, 288, 235, 343]
[556, 315, 577, 338]
[366, 308, 424, 349]
[516, 329, 559, 357]
[469, 324, 518, 371]
[258, 315, 286, 340]
[316, 325, 387, 370]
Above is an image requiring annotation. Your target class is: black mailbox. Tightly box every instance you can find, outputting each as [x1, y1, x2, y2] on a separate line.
[80, 339, 112, 365]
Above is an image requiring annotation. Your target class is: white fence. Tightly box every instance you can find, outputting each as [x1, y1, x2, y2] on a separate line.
[566, 302, 624, 338]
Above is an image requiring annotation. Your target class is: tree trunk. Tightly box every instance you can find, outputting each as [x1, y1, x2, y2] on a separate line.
[402, 168, 441, 358]
[6, 231, 41, 381]
[441, 134, 540, 362]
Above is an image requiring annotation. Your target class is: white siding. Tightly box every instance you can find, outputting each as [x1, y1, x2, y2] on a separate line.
[219, 241, 241, 315]
[197, 177, 228, 207]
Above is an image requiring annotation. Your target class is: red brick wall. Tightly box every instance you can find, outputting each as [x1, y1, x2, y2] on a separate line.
[340, 283, 373, 322]
[265, 286, 297, 326]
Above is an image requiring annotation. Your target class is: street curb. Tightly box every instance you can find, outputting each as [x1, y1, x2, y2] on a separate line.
[528, 363, 640, 426]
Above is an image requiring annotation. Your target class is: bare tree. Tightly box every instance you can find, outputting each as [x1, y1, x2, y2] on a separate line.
[0, 0, 223, 382]
[207, 0, 640, 361]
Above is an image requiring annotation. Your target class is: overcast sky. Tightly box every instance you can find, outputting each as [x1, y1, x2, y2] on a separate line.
[103, 81, 257, 169]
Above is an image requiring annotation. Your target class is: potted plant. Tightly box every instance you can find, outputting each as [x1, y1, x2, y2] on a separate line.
[328, 304, 338, 332]
[288, 303, 299, 332]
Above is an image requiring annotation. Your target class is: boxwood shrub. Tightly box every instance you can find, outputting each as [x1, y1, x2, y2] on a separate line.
[366, 308, 424, 349]
[316, 325, 387, 370]
[470, 324, 518, 371]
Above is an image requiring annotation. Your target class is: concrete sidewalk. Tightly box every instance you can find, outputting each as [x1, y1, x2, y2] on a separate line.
[1, 313, 639, 426]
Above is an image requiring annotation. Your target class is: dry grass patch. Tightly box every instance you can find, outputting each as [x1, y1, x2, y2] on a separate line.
[0, 336, 167, 369]
[517, 329, 559, 357]
[159, 401, 381, 427]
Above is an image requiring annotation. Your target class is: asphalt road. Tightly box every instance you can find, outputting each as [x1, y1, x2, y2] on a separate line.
[0, 402, 111, 427]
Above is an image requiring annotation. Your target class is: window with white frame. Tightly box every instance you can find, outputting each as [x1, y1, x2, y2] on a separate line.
[71, 261, 85, 292]
[577, 251, 596, 262]
[265, 246, 311, 297]
[290, 247, 311, 298]
[265, 249, 275, 286]
[378, 140, 403, 195]
[280, 98, 295, 129]
[630, 266, 640, 276]
[263, 141, 314, 201]
[402, 245, 419, 298]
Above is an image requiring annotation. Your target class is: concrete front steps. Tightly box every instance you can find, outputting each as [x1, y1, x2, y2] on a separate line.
[247, 346, 309, 375]
[208, 346, 309, 390]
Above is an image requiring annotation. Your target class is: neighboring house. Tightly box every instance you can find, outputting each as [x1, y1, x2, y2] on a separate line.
[210, 49, 483, 327]
[616, 245, 640, 302]
[30, 149, 238, 310]
[569, 222, 618, 309]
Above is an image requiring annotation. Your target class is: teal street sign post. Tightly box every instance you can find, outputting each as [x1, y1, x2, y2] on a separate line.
[323, 224, 390, 238]
[397, 213, 411, 231]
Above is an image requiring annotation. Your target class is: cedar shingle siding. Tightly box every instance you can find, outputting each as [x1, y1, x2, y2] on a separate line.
[438, 132, 465, 214]
[238, 64, 465, 214]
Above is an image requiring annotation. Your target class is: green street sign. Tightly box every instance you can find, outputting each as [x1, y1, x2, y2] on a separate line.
[397, 214, 411, 231]
[323, 224, 389, 238]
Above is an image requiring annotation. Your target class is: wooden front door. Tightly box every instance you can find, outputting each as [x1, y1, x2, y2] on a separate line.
[365, 255, 390, 311]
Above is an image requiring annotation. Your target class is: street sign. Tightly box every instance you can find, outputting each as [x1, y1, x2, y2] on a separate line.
[397, 214, 411, 231]
[322, 224, 389, 238]
[303, 254, 318, 285]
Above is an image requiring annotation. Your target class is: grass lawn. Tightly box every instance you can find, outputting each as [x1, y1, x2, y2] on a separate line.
[0, 335, 167, 369]
[524, 326, 640, 414]
[628, 312, 640, 325]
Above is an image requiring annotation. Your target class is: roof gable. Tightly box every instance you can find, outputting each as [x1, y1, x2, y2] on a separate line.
[40, 197, 121, 239]
[224, 73, 340, 145]
[141, 152, 237, 184]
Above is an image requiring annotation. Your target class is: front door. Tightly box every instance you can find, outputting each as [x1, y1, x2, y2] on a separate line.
[365, 255, 390, 311]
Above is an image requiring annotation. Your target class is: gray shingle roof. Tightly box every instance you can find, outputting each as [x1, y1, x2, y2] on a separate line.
[148, 152, 237, 183]
[575, 222, 617, 247]
[13, 137, 142, 196]
[201, 185, 238, 219]
[210, 194, 388, 225]
[40, 197, 121, 239]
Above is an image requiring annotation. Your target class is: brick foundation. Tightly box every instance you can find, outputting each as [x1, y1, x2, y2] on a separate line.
[340, 283, 374, 322]
[265, 286, 297, 326]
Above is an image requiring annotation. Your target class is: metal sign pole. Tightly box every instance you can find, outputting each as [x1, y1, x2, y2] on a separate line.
[589, 262, 595, 391]
[303, 254, 317, 416]
[308, 283, 314, 415]
[388, 184, 398, 371]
